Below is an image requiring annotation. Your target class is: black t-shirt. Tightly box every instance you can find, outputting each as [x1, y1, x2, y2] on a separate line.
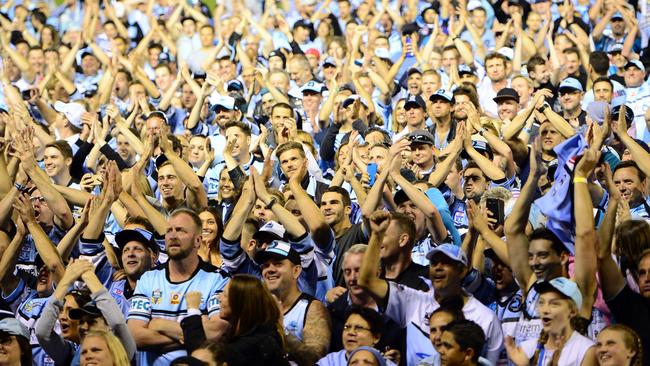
[332, 223, 368, 286]
[381, 262, 430, 292]
[606, 285, 650, 366]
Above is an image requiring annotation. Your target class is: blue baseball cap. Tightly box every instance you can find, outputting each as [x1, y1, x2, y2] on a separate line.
[348, 347, 387, 366]
[0, 318, 29, 340]
[534, 277, 583, 309]
[374, 48, 391, 60]
[558, 77, 583, 93]
[404, 94, 426, 110]
[430, 88, 453, 103]
[426, 244, 468, 266]
[611, 11, 624, 20]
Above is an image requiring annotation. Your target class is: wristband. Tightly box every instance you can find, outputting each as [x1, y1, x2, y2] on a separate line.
[539, 104, 549, 113]
[14, 183, 26, 192]
[265, 197, 277, 210]
[187, 308, 202, 316]
[573, 176, 588, 184]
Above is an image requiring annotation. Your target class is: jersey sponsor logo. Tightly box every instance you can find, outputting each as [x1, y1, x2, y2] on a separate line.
[151, 289, 162, 305]
[170, 292, 181, 305]
[131, 298, 150, 312]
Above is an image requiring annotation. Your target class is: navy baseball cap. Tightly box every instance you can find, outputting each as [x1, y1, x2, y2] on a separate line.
[115, 228, 159, 254]
[404, 94, 426, 110]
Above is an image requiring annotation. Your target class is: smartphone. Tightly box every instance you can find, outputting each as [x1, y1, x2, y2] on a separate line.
[21, 89, 33, 100]
[367, 163, 378, 187]
[486, 198, 505, 226]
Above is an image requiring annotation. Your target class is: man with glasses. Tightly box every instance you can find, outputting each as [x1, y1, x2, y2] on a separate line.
[407, 130, 436, 177]
[558, 77, 587, 130]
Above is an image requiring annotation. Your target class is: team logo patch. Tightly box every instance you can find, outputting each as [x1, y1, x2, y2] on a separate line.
[171, 292, 181, 305]
[152, 289, 162, 304]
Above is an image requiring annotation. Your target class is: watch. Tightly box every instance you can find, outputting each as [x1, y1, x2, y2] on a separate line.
[265, 197, 277, 210]
[539, 103, 549, 113]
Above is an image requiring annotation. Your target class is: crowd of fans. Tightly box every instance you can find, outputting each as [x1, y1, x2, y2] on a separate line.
[0, 0, 650, 365]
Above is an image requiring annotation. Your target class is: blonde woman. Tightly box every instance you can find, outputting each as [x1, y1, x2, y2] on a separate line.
[80, 330, 131, 366]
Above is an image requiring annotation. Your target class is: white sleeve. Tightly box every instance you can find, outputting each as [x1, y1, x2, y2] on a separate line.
[484, 311, 505, 365]
[384, 281, 430, 328]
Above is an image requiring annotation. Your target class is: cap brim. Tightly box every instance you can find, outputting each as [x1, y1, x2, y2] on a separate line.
[425, 248, 464, 264]
[68, 307, 102, 320]
[115, 230, 157, 253]
[254, 250, 295, 265]
[558, 86, 582, 93]
[252, 231, 283, 243]
[430, 95, 452, 103]
[493, 96, 519, 104]
[404, 101, 424, 109]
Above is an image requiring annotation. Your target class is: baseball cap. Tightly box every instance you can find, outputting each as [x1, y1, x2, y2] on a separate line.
[625, 59, 646, 73]
[268, 50, 286, 66]
[611, 11, 624, 20]
[493, 88, 520, 104]
[209, 93, 237, 111]
[426, 244, 468, 266]
[322, 56, 336, 68]
[227, 80, 244, 92]
[115, 228, 159, 253]
[53, 101, 85, 129]
[0, 318, 29, 340]
[461, 139, 494, 160]
[342, 95, 369, 109]
[586, 101, 609, 124]
[458, 64, 476, 76]
[68, 302, 102, 320]
[607, 43, 624, 54]
[534, 277, 583, 309]
[404, 94, 426, 110]
[305, 48, 320, 59]
[301, 80, 323, 95]
[145, 110, 170, 125]
[254, 240, 301, 265]
[293, 19, 313, 31]
[558, 77, 584, 93]
[430, 89, 453, 103]
[611, 104, 634, 128]
[348, 347, 387, 366]
[374, 48, 391, 60]
[497, 47, 514, 61]
[407, 67, 422, 77]
[253, 220, 286, 243]
[407, 129, 435, 145]
[467, 0, 483, 11]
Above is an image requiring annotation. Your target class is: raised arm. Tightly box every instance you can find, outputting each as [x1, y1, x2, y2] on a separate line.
[504, 140, 543, 294]
[13, 194, 65, 282]
[288, 164, 332, 248]
[357, 211, 391, 307]
[572, 146, 599, 317]
[252, 168, 306, 238]
[15, 128, 73, 229]
[159, 125, 208, 210]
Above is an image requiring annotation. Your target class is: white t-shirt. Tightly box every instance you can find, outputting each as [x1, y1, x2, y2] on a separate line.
[521, 330, 594, 366]
[384, 281, 504, 366]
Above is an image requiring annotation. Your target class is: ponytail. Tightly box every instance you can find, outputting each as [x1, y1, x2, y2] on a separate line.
[530, 330, 549, 366]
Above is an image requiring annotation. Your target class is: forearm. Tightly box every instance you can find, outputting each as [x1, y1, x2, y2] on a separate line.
[57, 219, 87, 261]
[360, 168, 390, 217]
[84, 204, 112, 240]
[129, 323, 177, 349]
[133, 194, 168, 236]
[26, 169, 73, 228]
[0, 188, 18, 227]
[222, 196, 254, 240]
[467, 148, 505, 181]
[25, 221, 64, 278]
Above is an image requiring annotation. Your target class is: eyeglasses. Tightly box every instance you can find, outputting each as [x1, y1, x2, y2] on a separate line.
[30, 196, 47, 203]
[343, 324, 371, 333]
